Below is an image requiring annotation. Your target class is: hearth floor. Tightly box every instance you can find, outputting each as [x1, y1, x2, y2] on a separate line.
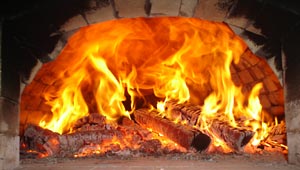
[15, 152, 300, 170]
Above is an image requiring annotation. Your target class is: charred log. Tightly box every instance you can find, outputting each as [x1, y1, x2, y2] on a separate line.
[133, 109, 211, 151]
[23, 124, 123, 157]
[164, 100, 255, 151]
[23, 124, 60, 156]
[23, 119, 170, 157]
[72, 113, 107, 132]
[164, 100, 201, 126]
[210, 120, 255, 151]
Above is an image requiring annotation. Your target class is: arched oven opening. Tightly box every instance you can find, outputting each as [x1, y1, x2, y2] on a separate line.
[1, 0, 299, 169]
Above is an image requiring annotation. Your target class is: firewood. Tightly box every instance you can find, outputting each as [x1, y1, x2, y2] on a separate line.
[23, 121, 167, 157]
[24, 124, 61, 156]
[164, 100, 201, 126]
[265, 121, 287, 146]
[24, 124, 123, 156]
[73, 113, 107, 131]
[133, 109, 211, 151]
[164, 100, 255, 151]
[209, 119, 255, 151]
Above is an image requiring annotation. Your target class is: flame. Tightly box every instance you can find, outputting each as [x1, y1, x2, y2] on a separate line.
[40, 65, 90, 134]
[37, 17, 281, 151]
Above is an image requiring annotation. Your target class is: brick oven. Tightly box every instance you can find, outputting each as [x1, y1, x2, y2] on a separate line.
[1, 0, 300, 169]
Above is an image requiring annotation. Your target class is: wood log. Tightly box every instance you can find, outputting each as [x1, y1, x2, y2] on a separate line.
[73, 113, 107, 131]
[24, 124, 123, 156]
[133, 108, 211, 151]
[23, 124, 60, 156]
[209, 120, 255, 151]
[164, 100, 255, 151]
[23, 121, 168, 157]
[164, 100, 201, 126]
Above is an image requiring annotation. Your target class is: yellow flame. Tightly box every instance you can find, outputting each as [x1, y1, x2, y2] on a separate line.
[157, 101, 165, 113]
[40, 64, 89, 134]
[36, 17, 279, 151]
[89, 54, 130, 120]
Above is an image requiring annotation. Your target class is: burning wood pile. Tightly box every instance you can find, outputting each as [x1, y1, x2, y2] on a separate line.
[23, 107, 211, 158]
[22, 100, 286, 158]
[21, 17, 287, 158]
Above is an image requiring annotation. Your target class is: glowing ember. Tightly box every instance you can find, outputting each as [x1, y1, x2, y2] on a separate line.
[34, 17, 286, 155]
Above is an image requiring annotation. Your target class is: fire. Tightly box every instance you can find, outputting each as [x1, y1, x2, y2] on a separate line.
[40, 65, 90, 134]
[38, 17, 282, 152]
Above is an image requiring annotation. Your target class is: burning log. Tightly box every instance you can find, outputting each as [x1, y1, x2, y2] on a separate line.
[164, 100, 255, 151]
[72, 113, 109, 132]
[164, 100, 201, 126]
[24, 124, 123, 157]
[23, 118, 170, 157]
[133, 108, 211, 151]
[209, 120, 255, 151]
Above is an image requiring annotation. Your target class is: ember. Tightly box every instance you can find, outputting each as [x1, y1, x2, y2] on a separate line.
[21, 17, 287, 158]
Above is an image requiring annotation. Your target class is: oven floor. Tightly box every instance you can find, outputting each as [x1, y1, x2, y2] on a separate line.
[15, 152, 300, 170]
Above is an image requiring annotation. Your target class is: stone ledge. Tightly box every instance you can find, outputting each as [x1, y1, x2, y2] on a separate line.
[85, 5, 115, 24]
[151, 0, 181, 16]
[193, 0, 228, 22]
[59, 15, 88, 33]
[0, 134, 19, 170]
[285, 100, 300, 131]
[286, 132, 300, 165]
[0, 97, 19, 135]
[115, 0, 146, 18]
[179, 0, 198, 17]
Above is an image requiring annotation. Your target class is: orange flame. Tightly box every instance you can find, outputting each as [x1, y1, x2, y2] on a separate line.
[38, 17, 279, 151]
